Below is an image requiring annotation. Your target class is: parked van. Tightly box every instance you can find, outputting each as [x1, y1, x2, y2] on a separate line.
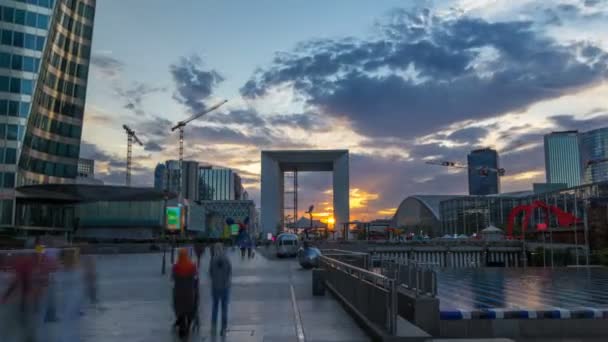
[276, 233, 299, 257]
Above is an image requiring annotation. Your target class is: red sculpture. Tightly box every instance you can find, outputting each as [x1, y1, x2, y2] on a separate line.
[506, 200, 581, 239]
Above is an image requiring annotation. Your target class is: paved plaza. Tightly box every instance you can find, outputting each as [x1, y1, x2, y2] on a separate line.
[2, 247, 369, 342]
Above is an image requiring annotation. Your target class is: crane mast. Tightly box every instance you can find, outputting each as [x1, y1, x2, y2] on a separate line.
[123, 124, 143, 187]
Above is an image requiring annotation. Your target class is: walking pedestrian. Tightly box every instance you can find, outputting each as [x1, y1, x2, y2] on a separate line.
[58, 249, 85, 342]
[194, 242, 204, 268]
[209, 243, 232, 336]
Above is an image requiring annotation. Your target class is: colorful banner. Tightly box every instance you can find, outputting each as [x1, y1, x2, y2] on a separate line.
[166, 206, 181, 231]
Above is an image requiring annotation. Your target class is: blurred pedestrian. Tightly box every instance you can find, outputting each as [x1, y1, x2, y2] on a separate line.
[209, 243, 232, 336]
[172, 248, 199, 338]
[58, 249, 85, 342]
[82, 255, 98, 305]
[1, 248, 54, 342]
[194, 242, 204, 268]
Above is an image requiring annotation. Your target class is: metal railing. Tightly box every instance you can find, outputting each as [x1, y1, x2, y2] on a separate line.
[380, 259, 438, 297]
[320, 255, 397, 335]
[321, 249, 371, 269]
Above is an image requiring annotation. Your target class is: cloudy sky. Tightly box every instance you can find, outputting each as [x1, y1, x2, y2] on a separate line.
[81, 0, 608, 221]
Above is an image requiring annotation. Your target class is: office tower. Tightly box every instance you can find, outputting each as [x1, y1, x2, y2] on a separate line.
[0, 0, 95, 225]
[580, 127, 608, 184]
[544, 131, 582, 188]
[467, 148, 500, 195]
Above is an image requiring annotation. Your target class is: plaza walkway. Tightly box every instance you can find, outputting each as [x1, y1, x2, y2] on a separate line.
[78, 247, 369, 342]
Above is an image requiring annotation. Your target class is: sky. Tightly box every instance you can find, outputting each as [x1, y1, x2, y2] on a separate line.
[81, 0, 608, 222]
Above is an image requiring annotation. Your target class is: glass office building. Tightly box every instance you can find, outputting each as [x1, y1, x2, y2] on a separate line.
[467, 148, 500, 195]
[199, 168, 246, 201]
[0, 0, 95, 226]
[439, 182, 608, 250]
[580, 127, 608, 184]
[0, 0, 56, 224]
[544, 131, 582, 188]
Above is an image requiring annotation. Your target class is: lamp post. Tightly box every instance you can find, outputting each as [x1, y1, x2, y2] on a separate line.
[161, 192, 168, 275]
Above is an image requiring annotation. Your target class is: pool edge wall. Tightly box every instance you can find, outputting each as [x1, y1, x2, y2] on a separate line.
[440, 318, 608, 338]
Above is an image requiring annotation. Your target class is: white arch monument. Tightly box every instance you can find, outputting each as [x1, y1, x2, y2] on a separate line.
[261, 150, 349, 235]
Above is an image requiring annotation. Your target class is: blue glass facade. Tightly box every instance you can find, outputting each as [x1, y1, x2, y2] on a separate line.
[199, 168, 245, 201]
[544, 131, 582, 188]
[0, 0, 95, 226]
[18, 0, 96, 184]
[0, 0, 55, 225]
[467, 148, 500, 195]
[580, 127, 608, 184]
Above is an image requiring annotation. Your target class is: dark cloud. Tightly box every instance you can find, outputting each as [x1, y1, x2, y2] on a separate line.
[188, 125, 273, 146]
[170, 55, 224, 114]
[269, 113, 330, 131]
[144, 141, 163, 152]
[241, 9, 608, 139]
[447, 127, 488, 144]
[206, 109, 266, 127]
[585, 0, 601, 6]
[90, 54, 124, 78]
[116, 83, 166, 116]
[549, 114, 608, 132]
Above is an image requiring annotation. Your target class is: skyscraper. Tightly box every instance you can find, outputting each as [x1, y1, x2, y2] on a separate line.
[544, 131, 582, 188]
[163, 160, 199, 201]
[18, 0, 96, 185]
[199, 167, 247, 201]
[153, 163, 166, 191]
[0, 0, 95, 225]
[580, 127, 608, 184]
[467, 148, 500, 195]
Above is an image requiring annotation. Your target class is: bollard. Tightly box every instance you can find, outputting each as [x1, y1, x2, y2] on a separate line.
[161, 244, 166, 275]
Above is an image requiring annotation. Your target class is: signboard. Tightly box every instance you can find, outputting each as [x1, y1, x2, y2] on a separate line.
[230, 224, 240, 236]
[166, 206, 181, 231]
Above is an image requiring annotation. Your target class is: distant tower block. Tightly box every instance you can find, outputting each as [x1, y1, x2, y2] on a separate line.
[261, 150, 349, 235]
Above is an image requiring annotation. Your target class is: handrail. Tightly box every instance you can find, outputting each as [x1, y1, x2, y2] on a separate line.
[321, 248, 369, 256]
[320, 255, 397, 335]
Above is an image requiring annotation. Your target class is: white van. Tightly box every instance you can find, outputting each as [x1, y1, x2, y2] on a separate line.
[276, 233, 299, 258]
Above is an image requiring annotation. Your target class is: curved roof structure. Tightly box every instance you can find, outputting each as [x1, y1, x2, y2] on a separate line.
[394, 195, 463, 221]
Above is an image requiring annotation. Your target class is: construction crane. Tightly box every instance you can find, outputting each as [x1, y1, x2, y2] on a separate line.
[425, 160, 506, 176]
[171, 100, 228, 201]
[123, 124, 143, 186]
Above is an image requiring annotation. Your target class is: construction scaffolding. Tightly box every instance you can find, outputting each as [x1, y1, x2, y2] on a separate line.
[283, 170, 298, 229]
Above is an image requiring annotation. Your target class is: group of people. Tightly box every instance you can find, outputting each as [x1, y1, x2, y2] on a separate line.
[172, 242, 232, 337]
[1, 244, 97, 342]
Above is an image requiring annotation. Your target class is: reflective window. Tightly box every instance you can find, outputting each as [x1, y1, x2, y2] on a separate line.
[6, 124, 17, 140]
[13, 31, 23, 47]
[8, 101, 18, 116]
[22, 79, 33, 95]
[23, 56, 35, 72]
[14, 9, 25, 25]
[0, 124, 5, 138]
[9, 77, 20, 93]
[0, 52, 9, 68]
[0, 148, 4, 163]
[20, 101, 29, 117]
[25, 33, 35, 50]
[3, 172, 14, 188]
[11, 54, 22, 70]
[36, 36, 45, 50]
[1, 30, 11, 45]
[2, 7, 14, 23]
[0, 100, 5, 115]
[0, 76, 9, 92]
[37, 14, 48, 29]
[26, 11, 36, 27]
[5, 148, 16, 164]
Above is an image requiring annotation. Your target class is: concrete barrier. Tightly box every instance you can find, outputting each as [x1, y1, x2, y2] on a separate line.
[397, 287, 440, 336]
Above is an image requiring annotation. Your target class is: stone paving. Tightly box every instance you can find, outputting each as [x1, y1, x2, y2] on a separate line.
[2, 247, 369, 342]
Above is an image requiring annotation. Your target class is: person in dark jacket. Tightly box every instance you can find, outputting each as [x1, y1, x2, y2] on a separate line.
[172, 248, 198, 337]
[209, 243, 232, 336]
